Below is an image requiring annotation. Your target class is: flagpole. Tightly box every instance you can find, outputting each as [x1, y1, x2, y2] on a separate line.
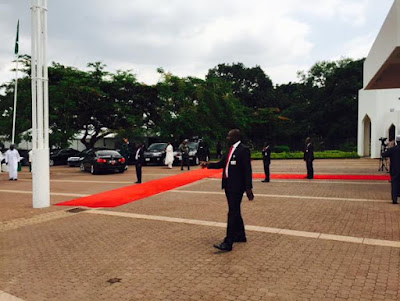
[12, 20, 19, 145]
[12, 54, 18, 145]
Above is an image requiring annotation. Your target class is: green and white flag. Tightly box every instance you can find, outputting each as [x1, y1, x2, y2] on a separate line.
[14, 20, 19, 55]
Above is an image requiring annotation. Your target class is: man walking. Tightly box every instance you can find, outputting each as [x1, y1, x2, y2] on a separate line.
[202, 129, 253, 252]
[382, 135, 400, 204]
[5, 144, 21, 181]
[134, 143, 145, 183]
[304, 137, 314, 179]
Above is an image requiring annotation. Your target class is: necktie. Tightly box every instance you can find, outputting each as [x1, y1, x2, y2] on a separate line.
[224, 146, 234, 178]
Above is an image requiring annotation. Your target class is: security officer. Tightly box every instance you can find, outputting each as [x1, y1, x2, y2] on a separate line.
[382, 135, 400, 204]
[261, 142, 271, 182]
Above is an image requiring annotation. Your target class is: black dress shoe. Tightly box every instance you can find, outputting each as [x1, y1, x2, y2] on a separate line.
[135, 181, 141, 184]
[261, 179, 269, 183]
[233, 236, 247, 243]
[213, 242, 232, 251]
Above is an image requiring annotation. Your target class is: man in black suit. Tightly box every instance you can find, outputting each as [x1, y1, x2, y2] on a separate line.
[382, 135, 400, 204]
[134, 143, 145, 183]
[202, 129, 254, 252]
[304, 137, 314, 179]
[261, 141, 271, 182]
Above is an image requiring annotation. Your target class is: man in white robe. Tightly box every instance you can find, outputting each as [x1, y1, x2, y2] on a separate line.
[5, 144, 21, 180]
[165, 142, 174, 169]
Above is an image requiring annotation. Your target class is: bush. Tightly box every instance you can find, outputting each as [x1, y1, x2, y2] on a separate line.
[251, 150, 360, 160]
[273, 145, 290, 153]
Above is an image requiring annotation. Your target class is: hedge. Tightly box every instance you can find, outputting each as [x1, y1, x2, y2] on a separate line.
[252, 150, 360, 160]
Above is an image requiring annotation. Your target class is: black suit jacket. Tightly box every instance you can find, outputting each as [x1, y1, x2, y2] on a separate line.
[382, 144, 400, 180]
[208, 143, 253, 193]
[304, 143, 314, 162]
[262, 146, 271, 164]
[135, 147, 145, 165]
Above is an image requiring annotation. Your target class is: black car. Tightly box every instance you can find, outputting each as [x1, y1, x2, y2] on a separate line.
[143, 143, 168, 165]
[80, 149, 126, 174]
[175, 141, 210, 165]
[67, 148, 108, 167]
[50, 148, 81, 166]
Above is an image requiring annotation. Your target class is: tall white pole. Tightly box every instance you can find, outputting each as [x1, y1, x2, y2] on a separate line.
[12, 55, 19, 144]
[31, 0, 50, 208]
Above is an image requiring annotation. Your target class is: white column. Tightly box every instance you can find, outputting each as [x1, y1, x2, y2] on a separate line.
[31, 0, 50, 208]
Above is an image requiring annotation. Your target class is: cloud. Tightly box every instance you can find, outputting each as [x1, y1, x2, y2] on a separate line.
[0, 0, 393, 87]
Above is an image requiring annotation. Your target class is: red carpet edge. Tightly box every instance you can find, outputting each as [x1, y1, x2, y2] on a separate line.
[56, 170, 390, 208]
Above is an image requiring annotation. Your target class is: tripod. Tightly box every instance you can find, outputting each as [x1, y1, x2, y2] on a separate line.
[378, 143, 389, 172]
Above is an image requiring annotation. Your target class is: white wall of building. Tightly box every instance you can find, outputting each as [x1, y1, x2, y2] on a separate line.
[358, 88, 400, 158]
[363, 1, 400, 88]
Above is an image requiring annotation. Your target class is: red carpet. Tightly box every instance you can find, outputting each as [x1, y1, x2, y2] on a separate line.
[56, 169, 390, 208]
[56, 168, 221, 208]
[211, 173, 391, 181]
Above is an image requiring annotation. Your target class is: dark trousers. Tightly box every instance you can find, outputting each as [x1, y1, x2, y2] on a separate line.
[224, 190, 245, 244]
[263, 161, 270, 181]
[306, 160, 314, 179]
[135, 163, 142, 183]
[181, 156, 190, 170]
[391, 178, 399, 203]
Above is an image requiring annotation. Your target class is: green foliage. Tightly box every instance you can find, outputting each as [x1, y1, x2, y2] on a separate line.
[0, 57, 363, 151]
[252, 150, 360, 159]
[273, 145, 290, 153]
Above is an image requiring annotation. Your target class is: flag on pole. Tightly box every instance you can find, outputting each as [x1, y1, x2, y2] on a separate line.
[14, 20, 19, 55]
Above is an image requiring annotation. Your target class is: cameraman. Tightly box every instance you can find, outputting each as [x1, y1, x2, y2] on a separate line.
[382, 135, 400, 204]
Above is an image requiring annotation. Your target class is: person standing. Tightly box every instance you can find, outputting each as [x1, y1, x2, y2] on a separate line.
[382, 135, 400, 204]
[164, 142, 174, 169]
[261, 142, 271, 182]
[304, 137, 314, 179]
[216, 141, 222, 159]
[28, 149, 33, 172]
[179, 139, 190, 171]
[121, 138, 133, 164]
[5, 144, 21, 181]
[134, 143, 145, 183]
[202, 129, 254, 252]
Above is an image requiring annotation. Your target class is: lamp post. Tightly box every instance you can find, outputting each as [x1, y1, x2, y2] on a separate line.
[31, 0, 50, 208]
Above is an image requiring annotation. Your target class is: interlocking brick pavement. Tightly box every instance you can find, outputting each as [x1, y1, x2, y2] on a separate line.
[0, 159, 399, 300]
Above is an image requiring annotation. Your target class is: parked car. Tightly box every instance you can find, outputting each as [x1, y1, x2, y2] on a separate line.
[67, 148, 107, 167]
[80, 149, 126, 174]
[175, 141, 210, 165]
[143, 143, 168, 165]
[50, 148, 81, 166]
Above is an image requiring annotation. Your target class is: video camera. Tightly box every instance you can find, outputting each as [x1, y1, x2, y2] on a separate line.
[379, 137, 387, 143]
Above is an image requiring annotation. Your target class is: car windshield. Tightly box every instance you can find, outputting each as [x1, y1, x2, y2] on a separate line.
[95, 150, 120, 157]
[188, 142, 198, 150]
[148, 143, 167, 151]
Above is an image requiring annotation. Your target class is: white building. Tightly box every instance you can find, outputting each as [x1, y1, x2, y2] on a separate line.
[2, 128, 117, 151]
[358, 0, 400, 158]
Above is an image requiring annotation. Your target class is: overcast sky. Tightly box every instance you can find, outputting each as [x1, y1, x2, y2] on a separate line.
[0, 0, 395, 87]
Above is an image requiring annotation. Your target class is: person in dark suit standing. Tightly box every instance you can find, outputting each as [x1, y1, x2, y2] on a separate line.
[382, 135, 400, 204]
[216, 141, 222, 159]
[304, 137, 314, 179]
[134, 143, 145, 183]
[201, 129, 254, 252]
[261, 141, 271, 182]
[179, 139, 190, 171]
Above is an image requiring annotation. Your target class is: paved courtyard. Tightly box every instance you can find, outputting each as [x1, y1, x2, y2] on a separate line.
[0, 159, 399, 300]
